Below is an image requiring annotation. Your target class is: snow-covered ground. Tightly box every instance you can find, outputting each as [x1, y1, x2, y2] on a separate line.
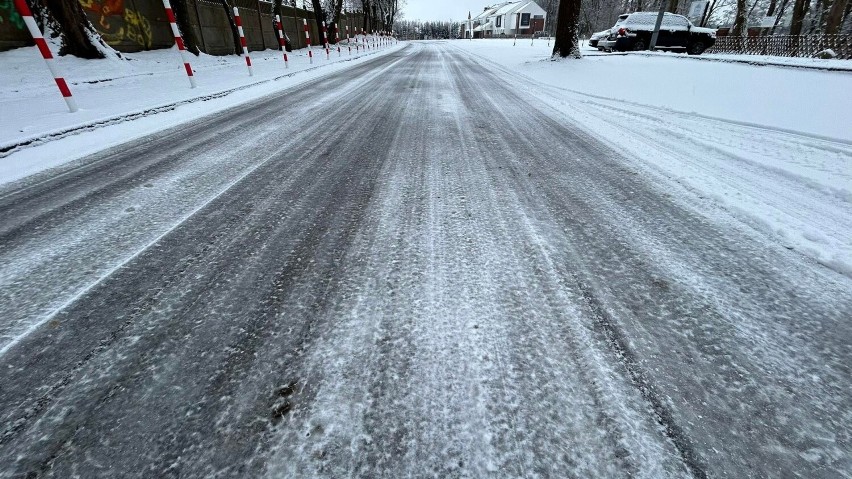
[0, 37, 400, 183]
[450, 39, 852, 277]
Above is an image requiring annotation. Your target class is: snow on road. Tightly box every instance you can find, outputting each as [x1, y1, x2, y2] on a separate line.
[0, 48, 407, 356]
[0, 41, 850, 478]
[450, 39, 852, 277]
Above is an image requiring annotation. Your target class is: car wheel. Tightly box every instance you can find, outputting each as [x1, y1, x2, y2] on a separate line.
[632, 39, 647, 51]
[688, 42, 706, 55]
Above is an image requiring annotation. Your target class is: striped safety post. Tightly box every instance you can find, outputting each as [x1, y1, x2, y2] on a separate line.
[335, 24, 341, 56]
[162, 0, 196, 88]
[303, 19, 313, 64]
[233, 7, 253, 76]
[346, 26, 351, 55]
[13, 0, 77, 112]
[275, 15, 289, 68]
[321, 21, 329, 59]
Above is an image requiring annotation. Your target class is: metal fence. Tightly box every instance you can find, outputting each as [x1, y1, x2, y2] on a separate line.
[709, 34, 851, 59]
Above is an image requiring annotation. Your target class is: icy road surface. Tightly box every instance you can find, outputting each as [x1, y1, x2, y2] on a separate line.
[0, 42, 850, 478]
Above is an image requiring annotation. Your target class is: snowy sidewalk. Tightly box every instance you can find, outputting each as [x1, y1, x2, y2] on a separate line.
[1, 39, 400, 168]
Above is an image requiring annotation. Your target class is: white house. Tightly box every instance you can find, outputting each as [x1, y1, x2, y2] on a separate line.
[465, 1, 547, 38]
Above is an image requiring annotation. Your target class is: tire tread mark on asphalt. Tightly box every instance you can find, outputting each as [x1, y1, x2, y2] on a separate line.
[442, 44, 708, 479]
[0, 49, 410, 244]
[3, 50, 409, 475]
[0, 56, 404, 453]
[573, 275, 708, 479]
[151, 134, 389, 476]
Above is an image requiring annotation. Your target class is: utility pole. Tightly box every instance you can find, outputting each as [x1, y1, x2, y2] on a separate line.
[649, 2, 667, 50]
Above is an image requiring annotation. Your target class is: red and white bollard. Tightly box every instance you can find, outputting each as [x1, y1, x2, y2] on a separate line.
[275, 15, 288, 68]
[322, 21, 330, 59]
[232, 7, 253, 76]
[335, 24, 341, 56]
[346, 26, 351, 55]
[13, 0, 77, 112]
[303, 19, 313, 64]
[162, 0, 196, 88]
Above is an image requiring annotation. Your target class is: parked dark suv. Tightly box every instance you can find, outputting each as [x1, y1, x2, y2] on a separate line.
[599, 12, 716, 55]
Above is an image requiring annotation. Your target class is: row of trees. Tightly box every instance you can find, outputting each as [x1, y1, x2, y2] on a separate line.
[393, 20, 461, 40]
[718, 0, 851, 35]
[23, 0, 402, 59]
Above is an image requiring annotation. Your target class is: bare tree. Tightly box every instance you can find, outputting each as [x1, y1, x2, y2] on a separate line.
[28, 0, 112, 58]
[824, 0, 850, 32]
[731, 0, 749, 35]
[552, 0, 582, 58]
[171, 0, 203, 54]
[789, 0, 810, 35]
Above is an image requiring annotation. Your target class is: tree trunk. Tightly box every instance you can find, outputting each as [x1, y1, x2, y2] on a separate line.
[171, 0, 201, 55]
[329, 0, 343, 43]
[824, 0, 849, 33]
[808, 0, 824, 32]
[34, 0, 105, 58]
[731, 0, 748, 36]
[362, 0, 372, 31]
[770, 0, 792, 33]
[789, 0, 808, 35]
[667, 0, 679, 13]
[700, 0, 717, 26]
[760, 0, 777, 34]
[219, 0, 242, 54]
[552, 0, 582, 58]
[311, 0, 325, 39]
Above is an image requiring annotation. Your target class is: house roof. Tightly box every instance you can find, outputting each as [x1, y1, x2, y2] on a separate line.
[472, 1, 546, 22]
[472, 4, 505, 21]
[494, 1, 528, 15]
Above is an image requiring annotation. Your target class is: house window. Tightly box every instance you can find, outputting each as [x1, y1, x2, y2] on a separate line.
[520, 13, 531, 27]
[496, 15, 502, 27]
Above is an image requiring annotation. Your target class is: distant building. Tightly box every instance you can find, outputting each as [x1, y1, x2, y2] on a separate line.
[461, 1, 547, 39]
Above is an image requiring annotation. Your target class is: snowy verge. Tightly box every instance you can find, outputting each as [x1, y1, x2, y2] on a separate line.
[0, 39, 402, 183]
[449, 39, 852, 277]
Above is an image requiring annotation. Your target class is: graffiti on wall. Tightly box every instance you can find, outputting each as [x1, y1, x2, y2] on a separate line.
[0, 0, 26, 30]
[80, 0, 153, 48]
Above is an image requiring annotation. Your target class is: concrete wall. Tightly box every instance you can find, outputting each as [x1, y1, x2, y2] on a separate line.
[1, 0, 365, 54]
[79, 0, 175, 52]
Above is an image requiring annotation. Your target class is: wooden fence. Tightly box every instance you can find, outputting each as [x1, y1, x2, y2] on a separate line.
[709, 34, 851, 59]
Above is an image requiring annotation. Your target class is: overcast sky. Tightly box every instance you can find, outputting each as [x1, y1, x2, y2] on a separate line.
[402, 0, 493, 22]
